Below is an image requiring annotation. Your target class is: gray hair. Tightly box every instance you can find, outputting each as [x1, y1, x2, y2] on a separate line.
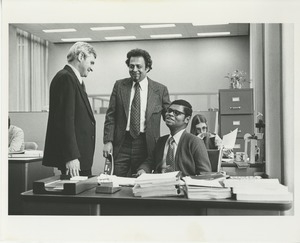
[67, 42, 97, 63]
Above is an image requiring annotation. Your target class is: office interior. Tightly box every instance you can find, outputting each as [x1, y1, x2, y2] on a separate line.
[7, 23, 294, 215]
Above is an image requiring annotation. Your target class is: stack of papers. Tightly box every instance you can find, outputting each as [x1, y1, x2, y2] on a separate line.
[183, 176, 232, 200]
[132, 171, 181, 197]
[223, 178, 293, 201]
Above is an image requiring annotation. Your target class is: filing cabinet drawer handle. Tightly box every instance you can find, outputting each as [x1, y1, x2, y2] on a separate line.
[231, 129, 242, 133]
[230, 106, 241, 110]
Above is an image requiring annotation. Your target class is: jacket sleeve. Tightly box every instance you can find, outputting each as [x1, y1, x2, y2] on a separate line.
[55, 75, 80, 161]
[161, 85, 171, 120]
[137, 149, 156, 173]
[193, 138, 212, 174]
[137, 138, 161, 173]
[103, 82, 118, 144]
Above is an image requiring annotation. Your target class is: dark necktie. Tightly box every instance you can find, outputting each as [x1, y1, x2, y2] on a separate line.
[130, 82, 141, 139]
[165, 137, 175, 172]
[81, 81, 86, 92]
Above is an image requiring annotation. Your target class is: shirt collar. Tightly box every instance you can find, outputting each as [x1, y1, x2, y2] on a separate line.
[169, 129, 185, 145]
[132, 76, 148, 91]
[67, 64, 82, 84]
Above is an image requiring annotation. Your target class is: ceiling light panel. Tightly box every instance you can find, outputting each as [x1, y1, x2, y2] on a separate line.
[90, 26, 125, 31]
[43, 28, 77, 33]
[105, 36, 136, 40]
[140, 24, 176, 29]
[150, 34, 182, 38]
[192, 23, 229, 26]
[197, 32, 231, 37]
[61, 37, 92, 42]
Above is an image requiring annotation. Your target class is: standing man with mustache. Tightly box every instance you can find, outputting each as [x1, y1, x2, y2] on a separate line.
[137, 99, 211, 176]
[43, 42, 97, 177]
[103, 48, 170, 177]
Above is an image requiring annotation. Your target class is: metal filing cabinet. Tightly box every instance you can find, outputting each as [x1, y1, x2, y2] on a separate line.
[219, 89, 254, 152]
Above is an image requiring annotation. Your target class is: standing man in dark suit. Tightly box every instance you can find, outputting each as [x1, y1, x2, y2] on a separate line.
[137, 99, 211, 177]
[43, 42, 97, 177]
[103, 48, 170, 177]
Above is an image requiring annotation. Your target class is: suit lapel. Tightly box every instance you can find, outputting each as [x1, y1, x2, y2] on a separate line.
[146, 78, 160, 121]
[64, 65, 95, 121]
[120, 78, 132, 119]
[175, 130, 186, 162]
[155, 135, 169, 171]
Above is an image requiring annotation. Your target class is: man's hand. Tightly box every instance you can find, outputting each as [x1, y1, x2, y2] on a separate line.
[66, 159, 81, 177]
[199, 132, 209, 139]
[136, 169, 146, 177]
[103, 142, 113, 158]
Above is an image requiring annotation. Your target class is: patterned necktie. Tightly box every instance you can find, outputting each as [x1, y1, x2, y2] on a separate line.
[165, 137, 175, 172]
[130, 82, 141, 139]
[81, 81, 86, 92]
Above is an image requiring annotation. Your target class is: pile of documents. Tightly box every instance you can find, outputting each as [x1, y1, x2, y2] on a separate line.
[223, 178, 293, 201]
[132, 171, 182, 197]
[183, 173, 232, 199]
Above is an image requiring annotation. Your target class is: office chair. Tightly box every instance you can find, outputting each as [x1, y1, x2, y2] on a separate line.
[24, 142, 38, 150]
[207, 148, 223, 172]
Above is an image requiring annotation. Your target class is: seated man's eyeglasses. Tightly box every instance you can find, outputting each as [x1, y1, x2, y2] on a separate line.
[166, 108, 185, 116]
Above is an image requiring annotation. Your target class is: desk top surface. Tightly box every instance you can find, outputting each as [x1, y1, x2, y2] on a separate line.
[221, 162, 265, 167]
[21, 186, 292, 211]
[9, 157, 43, 163]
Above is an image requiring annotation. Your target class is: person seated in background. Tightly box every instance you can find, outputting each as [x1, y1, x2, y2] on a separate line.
[190, 114, 233, 158]
[137, 99, 211, 177]
[8, 116, 24, 153]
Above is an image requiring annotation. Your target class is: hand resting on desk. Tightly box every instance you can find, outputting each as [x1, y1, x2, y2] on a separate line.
[66, 159, 80, 177]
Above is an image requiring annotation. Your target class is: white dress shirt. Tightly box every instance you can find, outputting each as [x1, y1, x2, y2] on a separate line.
[67, 64, 82, 84]
[126, 77, 148, 133]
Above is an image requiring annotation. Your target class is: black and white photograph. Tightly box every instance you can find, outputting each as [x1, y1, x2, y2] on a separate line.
[1, 0, 299, 242]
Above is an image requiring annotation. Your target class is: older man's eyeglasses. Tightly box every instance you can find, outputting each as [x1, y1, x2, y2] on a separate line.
[166, 108, 185, 116]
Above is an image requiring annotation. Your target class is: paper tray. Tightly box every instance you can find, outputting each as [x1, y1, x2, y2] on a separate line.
[33, 175, 98, 195]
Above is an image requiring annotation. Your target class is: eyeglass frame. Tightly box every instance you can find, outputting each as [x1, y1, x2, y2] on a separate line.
[166, 108, 186, 116]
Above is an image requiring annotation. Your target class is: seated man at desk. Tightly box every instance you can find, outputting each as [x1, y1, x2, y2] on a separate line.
[8, 116, 24, 153]
[137, 99, 211, 176]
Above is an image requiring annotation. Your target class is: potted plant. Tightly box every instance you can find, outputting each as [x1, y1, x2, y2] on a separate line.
[225, 70, 249, 89]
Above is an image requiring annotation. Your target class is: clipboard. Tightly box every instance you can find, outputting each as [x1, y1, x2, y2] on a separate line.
[103, 153, 114, 175]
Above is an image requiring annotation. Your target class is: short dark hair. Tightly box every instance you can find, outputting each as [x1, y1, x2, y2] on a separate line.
[125, 48, 152, 72]
[190, 114, 208, 135]
[170, 99, 193, 117]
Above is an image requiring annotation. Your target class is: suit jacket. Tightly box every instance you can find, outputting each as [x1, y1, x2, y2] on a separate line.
[43, 65, 96, 171]
[138, 130, 212, 176]
[103, 77, 170, 159]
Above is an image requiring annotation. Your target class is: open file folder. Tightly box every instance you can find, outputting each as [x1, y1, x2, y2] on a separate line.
[222, 128, 238, 149]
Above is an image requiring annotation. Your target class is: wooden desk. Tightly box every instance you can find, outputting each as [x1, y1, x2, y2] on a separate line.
[221, 162, 265, 176]
[9, 157, 54, 215]
[21, 187, 292, 216]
